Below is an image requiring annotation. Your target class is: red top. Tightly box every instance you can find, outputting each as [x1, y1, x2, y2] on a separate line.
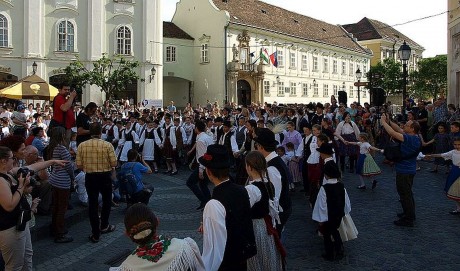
[25, 135, 34, 146]
[52, 94, 76, 129]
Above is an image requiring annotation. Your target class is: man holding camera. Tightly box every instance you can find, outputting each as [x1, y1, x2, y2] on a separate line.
[50, 83, 77, 146]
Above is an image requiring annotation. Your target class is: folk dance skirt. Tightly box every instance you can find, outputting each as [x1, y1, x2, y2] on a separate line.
[162, 138, 176, 160]
[445, 165, 460, 201]
[247, 219, 283, 271]
[356, 153, 381, 176]
[141, 138, 155, 161]
[288, 160, 302, 183]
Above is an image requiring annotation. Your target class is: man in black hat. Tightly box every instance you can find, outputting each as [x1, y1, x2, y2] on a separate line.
[254, 128, 292, 237]
[199, 144, 256, 271]
[312, 162, 350, 261]
[213, 117, 224, 144]
[218, 121, 238, 167]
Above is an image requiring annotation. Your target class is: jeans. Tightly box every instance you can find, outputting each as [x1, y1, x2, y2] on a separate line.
[396, 173, 416, 221]
[51, 186, 71, 237]
[186, 168, 211, 205]
[85, 172, 113, 238]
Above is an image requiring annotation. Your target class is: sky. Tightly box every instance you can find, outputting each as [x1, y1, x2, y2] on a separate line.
[162, 0, 447, 58]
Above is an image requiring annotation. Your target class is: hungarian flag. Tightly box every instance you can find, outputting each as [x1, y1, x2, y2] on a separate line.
[270, 52, 278, 67]
[260, 48, 270, 64]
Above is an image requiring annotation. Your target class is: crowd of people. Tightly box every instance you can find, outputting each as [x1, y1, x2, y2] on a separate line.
[0, 81, 460, 270]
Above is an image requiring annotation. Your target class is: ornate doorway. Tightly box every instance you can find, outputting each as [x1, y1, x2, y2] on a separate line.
[237, 80, 251, 106]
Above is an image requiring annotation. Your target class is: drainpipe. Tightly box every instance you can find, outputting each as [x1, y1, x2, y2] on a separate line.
[224, 25, 228, 105]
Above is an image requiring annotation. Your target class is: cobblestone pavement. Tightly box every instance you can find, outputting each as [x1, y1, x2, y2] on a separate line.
[32, 159, 460, 271]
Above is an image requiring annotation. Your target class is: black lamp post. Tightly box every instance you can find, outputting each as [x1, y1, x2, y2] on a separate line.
[355, 68, 362, 105]
[398, 40, 411, 118]
[149, 66, 156, 83]
[32, 61, 37, 75]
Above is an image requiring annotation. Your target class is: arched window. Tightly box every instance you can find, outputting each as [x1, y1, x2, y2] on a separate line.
[0, 14, 8, 48]
[57, 20, 75, 52]
[117, 26, 131, 55]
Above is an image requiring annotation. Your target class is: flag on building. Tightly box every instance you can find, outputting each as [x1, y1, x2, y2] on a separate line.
[270, 51, 278, 67]
[260, 48, 270, 64]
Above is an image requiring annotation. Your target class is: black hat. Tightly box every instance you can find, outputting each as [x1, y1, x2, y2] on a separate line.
[316, 143, 334, 155]
[223, 120, 232, 127]
[215, 117, 223, 123]
[324, 162, 341, 179]
[254, 128, 278, 149]
[198, 144, 231, 169]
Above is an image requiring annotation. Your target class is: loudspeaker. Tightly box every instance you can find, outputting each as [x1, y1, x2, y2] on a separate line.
[338, 91, 347, 105]
[372, 88, 385, 106]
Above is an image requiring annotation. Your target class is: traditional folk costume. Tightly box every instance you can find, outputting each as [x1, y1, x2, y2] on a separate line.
[335, 120, 360, 172]
[286, 150, 302, 185]
[174, 125, 187, 160]
[161, 124, 177, 161]
[307, 136, 321, 207]
[118, 235, 205, 271]
[312, 173, 351, 261]
[440, 150, 460, 200]
[355, 142, 381, 176]
[118, 126, 139, 162]
[245, 179, 284, 271]
[295, 133, 313, 193]
[140, 128, 162, 161]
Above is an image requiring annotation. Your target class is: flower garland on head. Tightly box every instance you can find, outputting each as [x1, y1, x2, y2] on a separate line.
[132, 235, 172, 263]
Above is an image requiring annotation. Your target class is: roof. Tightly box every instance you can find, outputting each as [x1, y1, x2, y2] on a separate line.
[211, 0, 371, 55]
[342, 17, 423, 49]
[163, 22, 194, 40]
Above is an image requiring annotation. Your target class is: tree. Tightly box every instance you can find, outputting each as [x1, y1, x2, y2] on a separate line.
[409, 55, 447, 100]
[366, 58, 402, 95]
[64, 54, 142, 100]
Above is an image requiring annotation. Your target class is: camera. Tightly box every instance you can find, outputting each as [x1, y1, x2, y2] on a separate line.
[16, 168, 38, 187]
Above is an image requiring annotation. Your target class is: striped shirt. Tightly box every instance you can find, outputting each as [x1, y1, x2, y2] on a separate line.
[76, 138, 117, 173]
[49, 145, 75, 189]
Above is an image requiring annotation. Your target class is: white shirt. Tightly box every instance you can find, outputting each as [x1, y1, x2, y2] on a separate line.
[335, 121, 360, 137]
[295, 134, 312, 157]
[196, 132, 214, 171]
[441, 149, 460, 166]
[265, 152, 283, 213]
[358, 142, 371, 154]
[307, 136, 320, 164]
[312, 178, 351, 222]
[218, 131, 239, 153]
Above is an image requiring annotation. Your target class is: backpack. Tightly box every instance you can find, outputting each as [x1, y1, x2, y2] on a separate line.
[117, 163, 139, 195]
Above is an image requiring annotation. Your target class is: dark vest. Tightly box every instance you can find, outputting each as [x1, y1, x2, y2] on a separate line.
[146, 129, 155, 140]
[323, 182, 345, 223]
[303, 135, 313, 160]
[250, 181, 273, 219]
[235, 127, 246, 149]
[212, 181, 256, 269]
[216, 126, 224, 144]
[222, 131, 234, 155]
[155, 127, 163, 143]
[267, 156, 292, 217]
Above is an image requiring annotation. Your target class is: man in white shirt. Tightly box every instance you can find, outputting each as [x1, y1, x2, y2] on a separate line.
[186, 120, 214, 210]
[198, 144, 256, 271]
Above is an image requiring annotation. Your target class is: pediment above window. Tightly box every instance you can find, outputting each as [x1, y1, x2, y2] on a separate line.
[55, 0, 78, 11]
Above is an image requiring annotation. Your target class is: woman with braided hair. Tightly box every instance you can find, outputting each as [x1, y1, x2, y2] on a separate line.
[117, 203, 204, 271]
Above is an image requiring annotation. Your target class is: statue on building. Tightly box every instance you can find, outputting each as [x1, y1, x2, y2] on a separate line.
[232, 44, 239, 61]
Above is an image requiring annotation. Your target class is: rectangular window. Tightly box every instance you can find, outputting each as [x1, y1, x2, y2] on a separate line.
[349, 86, 353, 98]
[323, 84, 329, 97]
[313, 56, 318, 71]
[333, 60, 338, 74]
[313, 82, 319, 96]
[277, 82, 284, 96]
[302, 83, 308, 96]
[341, 61, 346, 75]
[301, 54, 308, 70]
[333, 85, 338, 96]
[277, 50, 284, 67]
[290, 82, 297, 95]
[349, 63, 354, 76]
[363, 64, 368, 74]
[290, 52, 296, 68]
[166, 46, 176, 62]
[201, 43, 209, 63]
[240, 48, 248, 64]
[264, 81, 270, 96]
[323, 58, 328, 73]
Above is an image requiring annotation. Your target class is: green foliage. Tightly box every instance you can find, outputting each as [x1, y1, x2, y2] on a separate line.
[64, 54, 141, 99]
[366, 58, 402, 95]
[409, 55, 447, 100]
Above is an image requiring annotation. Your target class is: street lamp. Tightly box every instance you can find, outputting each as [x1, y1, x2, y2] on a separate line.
[398, 40, 411, 119]
[355, 68, 362, 105]
[32, 62, 37, 75]
[149, 66, 156, 83]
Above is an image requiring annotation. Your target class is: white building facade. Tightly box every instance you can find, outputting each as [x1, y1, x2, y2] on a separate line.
[171, 0, 372, 106]
[0, 0, 163, 105]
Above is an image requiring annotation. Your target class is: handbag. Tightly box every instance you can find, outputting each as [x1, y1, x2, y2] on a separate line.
[338, 214, 358, 242]
[16, 197, 32, 231]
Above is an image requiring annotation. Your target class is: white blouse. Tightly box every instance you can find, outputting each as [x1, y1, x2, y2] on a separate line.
[307, 136, 320, 164]
[441, 150, 460, 167]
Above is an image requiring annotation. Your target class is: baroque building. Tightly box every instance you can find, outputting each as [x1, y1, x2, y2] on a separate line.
[171, 0, 372, 106]
[0, 0, 162, 105]
[448, 0, 460, 106]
